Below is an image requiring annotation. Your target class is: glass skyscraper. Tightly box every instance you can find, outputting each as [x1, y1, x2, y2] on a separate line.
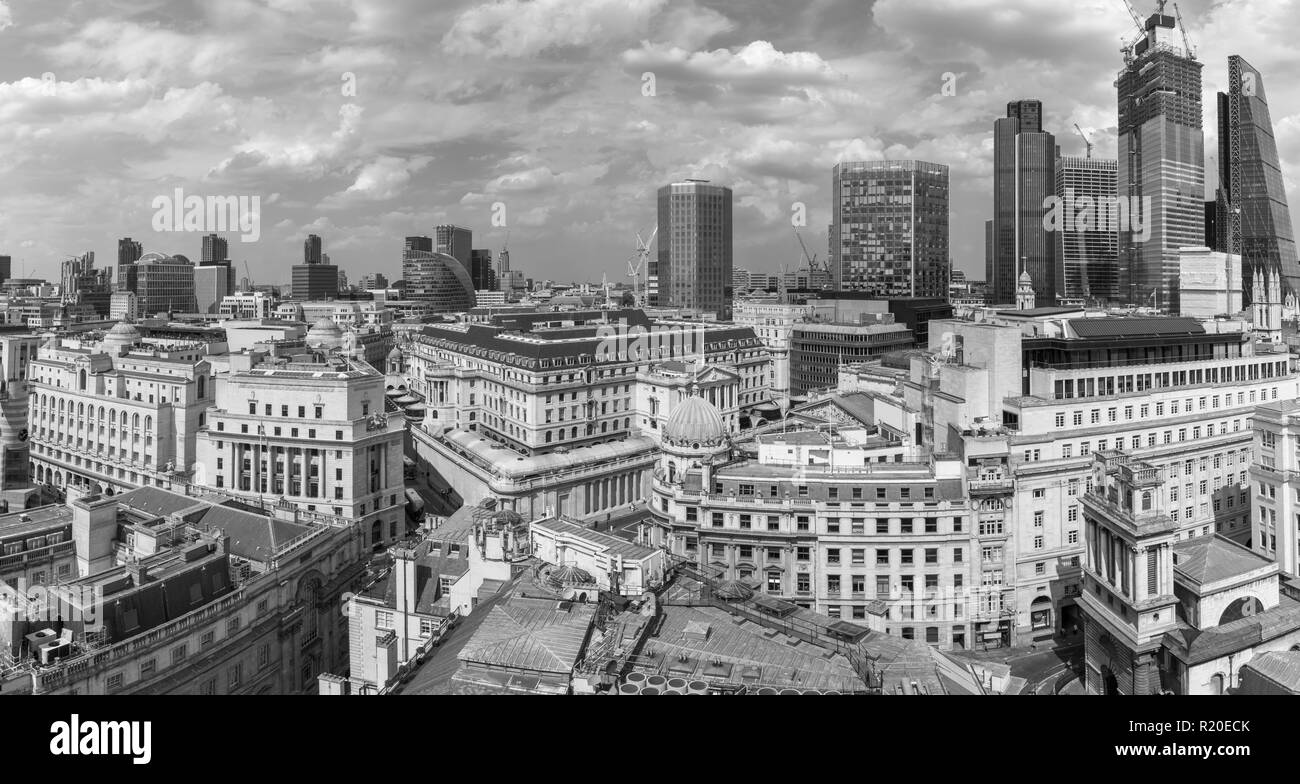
[1217, 55, 1298, 301]
[1116, 8, 1204, 310]
[831, 160, 949, 299]
[991, 100, 1057, 306]
[656, 180, 733, 319]
[1056, 155, 1119, 303]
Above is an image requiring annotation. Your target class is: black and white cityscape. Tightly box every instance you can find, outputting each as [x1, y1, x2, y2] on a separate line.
[1, 0, 1299, 725]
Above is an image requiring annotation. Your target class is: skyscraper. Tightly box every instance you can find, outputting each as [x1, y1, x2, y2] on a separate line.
[991, 100, 1057, 305]
[435, 225, 473, 274]
[202, 233, 229, 264]
[1056, 155, 1120, 302]
[303, 234, 323, 265]
[118, 237, 143, 292]
[402, 246, 475, 313]
[1217, 55, 1298, 302]
[1116, 6, 1204, 309]
[831, 161, 949, 299]
[470, 248, 496, 291]
[195, 260, 235, 314]
[134, 252, 197, 314]
[656, 180, 733, 319]
[0, 255, 10, 285]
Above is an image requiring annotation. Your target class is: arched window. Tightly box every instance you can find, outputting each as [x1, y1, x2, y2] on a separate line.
[1141, 491, 1152, 511]
[198, 376, 207, 399]
[1210, 673, 1225, 695]
[132, 413, 140, 429]
[78, 369, 87, 391]
[144, 416, 152, 433]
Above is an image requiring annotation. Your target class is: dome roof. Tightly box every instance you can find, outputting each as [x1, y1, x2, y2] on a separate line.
[663, 394, 728, 448]
[387, 346, 403, 360]
[309, 317, 342, 334]
[106, 322, 140, 338]
[1018, 270, 1033, 284]
[549, 565, 594, 587]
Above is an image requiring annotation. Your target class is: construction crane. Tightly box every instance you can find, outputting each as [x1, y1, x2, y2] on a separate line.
[1118, 0, 1146, 63]
[243, 259, 254, 292]
[1073, 124, 1094, 158]
[1173, 2, 1196, 59]
[626, 226, 657, 309]
[793, 228, 828, 288]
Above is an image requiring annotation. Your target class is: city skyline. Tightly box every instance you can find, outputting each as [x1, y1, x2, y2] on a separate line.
[0, 1, 1297, 287]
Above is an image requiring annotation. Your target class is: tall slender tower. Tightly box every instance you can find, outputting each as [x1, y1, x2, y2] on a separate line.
[656, 180, 733, 319]
[992, 100, 1057, 306]
[1218, 55, 1299, 302]
[1116, 5, 1204, 310]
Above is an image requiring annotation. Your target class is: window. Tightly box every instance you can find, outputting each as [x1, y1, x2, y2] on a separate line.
[1033, 511, 1043, 528]
[925, 548, 938, 564]
[171, 645, 188, 665]
[227, 663, 242, 690]
[901, 548, 914, 565]
[1035, 562, 1046, 576]
[1033, 536, 1044, 550]
[851, 548, 865, 565]
[876, 576, 889, 597]
[827, 549, 841, 565]
[826, 575, 841, 593]
[200, 630, 215, 648]
[797, 573, 810, 593]
[876, 549, 889, 565]
[796, 546, 810, 562]
[140, 658, 156, 679]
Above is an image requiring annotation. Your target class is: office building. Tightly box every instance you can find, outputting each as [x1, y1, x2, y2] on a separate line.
[895, 313, 1296, 646]
[1056, 155, 1119, 303]
[195, 261, 235, 315]
[469, 249, 495, 291]
[291, 258, 339, 301]
[435, 225, 472, 273]
[359, 272, 388, 291]
[28, 325, 215, 495]
[117, 238, 143, 294]
[303, 234, 323, 265]
[1217, 55, 1299, 301]
[1178, 247, 1242, 317]
[1, 487, 368, 694]
[109, 291, 138, 322]
[60, 252, 113, 318]
[832, 161, 949, 299]
[406, 309, 769, 519]
[196, 353, 407, 551]
[734, 298, 814, 399]
[0, 333, 41, 493]
[401, 247, 474, 314]
[991, 100, 1058, 306]
[790, 320, 914, 396]
[201, 234, 229, 264]
[656, 180, 733, 319]
[1116, 8, 1205, 309]
[0, 255, 10, 285]
[132, 252, 197, 315]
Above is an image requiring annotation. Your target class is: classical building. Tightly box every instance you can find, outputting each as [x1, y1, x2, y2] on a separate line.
[0, 487, 369, 695]
[27, 324, 216, 495]
[196, 353, 406, 552]
[1078, 450, 1300, 694]
[404, 309, 770, 520]
[860, 313, 1297, 647]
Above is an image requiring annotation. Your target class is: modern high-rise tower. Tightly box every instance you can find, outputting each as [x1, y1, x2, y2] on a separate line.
[991, 100, 1057, 306]
[117, 237, 144, 292]
[832, 160, 949, 299]
[1057, 155, 1120, 303]
[435, 225, 473, 274]
[1217, 55, 1298, 302]
[1116, 6, 1205, 309]
[303, 234, 323, 265]
[202, 233, 229, 264]
[656, 180, 733, 319]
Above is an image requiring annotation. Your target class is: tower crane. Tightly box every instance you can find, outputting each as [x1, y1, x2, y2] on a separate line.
[1118, 0, 1146, 63]
[1073, 124, 1094, 158]
[794, 228, 828, 288]
[1173, 2, 1196, 59]
[626, 226, 657, 309]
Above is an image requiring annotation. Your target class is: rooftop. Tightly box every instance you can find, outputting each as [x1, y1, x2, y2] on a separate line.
[1172, 534, 1276, 589]
[1067, 317, 1205, 339]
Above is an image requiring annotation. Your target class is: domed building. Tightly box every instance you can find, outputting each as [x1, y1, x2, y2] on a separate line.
[101, 321, 141, 357]
[658, 388, 731, 491]
[305, 317, 344, 351]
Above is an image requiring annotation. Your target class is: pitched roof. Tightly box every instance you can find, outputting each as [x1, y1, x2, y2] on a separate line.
[1167, 596, 1300, 664]
[1242, 651, 1300, 693]
[1173, 535, 1275, 587]
[457, 596, 595, 675]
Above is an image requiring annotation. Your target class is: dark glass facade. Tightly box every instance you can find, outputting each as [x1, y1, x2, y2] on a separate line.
[402, 249, 475, 313]
[992, 100, 1057, 305]
[656, 181, 733, 319]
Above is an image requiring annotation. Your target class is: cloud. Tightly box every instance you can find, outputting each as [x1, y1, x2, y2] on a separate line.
[319, 155, 434, 208]
[0, 2, 11, 32]
[443, 0, 668, 58]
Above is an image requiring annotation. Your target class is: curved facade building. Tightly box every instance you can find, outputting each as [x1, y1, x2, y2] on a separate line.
[401, 249, 475, 314]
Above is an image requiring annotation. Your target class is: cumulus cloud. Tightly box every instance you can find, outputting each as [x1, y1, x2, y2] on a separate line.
[443, 0, 667, 58]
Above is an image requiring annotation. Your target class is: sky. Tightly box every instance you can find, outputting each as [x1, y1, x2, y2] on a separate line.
[0, 0, 1297, 287]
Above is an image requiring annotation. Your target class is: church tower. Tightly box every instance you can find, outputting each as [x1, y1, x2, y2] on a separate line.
[1076, 451, 1179, 695]
[1016, 269, 1036, 311]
